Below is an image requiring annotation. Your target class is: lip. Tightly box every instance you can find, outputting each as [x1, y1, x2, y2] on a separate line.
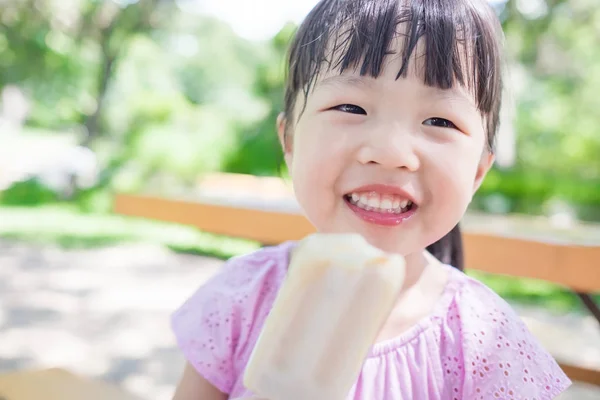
[345, 184, 417, 204]
[345, 197, 417, 226]
[343, 184, 418, 227]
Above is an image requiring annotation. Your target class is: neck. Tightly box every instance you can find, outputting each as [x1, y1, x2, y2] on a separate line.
[401, 250, 438, 291]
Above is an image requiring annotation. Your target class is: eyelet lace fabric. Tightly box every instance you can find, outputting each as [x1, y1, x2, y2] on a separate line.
[441, 281, 571, 400]
[171, 242, 571, 399]
[171, 245, 290, 394]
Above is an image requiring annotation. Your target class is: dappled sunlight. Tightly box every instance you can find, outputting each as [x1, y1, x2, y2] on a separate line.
[0, 239, 224, 399]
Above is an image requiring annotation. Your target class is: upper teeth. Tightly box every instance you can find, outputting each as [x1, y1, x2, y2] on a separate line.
[348, 192, 413, 213]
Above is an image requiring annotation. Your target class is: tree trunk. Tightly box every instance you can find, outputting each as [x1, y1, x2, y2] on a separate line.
[83, 40, 117, 148]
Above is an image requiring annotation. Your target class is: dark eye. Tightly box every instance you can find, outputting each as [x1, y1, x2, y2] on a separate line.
[423, 117, 457, 129]
[333, 104, 367, 115]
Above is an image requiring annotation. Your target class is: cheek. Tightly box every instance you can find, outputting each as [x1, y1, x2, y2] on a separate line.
[428, 146, 481, 209]
[291, 120, 348, 183]
[290, 120, 353, 227]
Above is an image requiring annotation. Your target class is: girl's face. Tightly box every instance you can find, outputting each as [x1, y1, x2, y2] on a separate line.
[279, 43, 494, 256]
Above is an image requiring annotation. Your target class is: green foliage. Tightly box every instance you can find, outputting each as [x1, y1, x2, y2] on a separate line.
[474, 167, 600, 219]
[0, 205, 261, 259]
[502, 0, 600, 183]
[0, 179, 59, 206]
[0, 2, 91, 128]
[131, 105, 239, 182]
[222, 24, 295, 176]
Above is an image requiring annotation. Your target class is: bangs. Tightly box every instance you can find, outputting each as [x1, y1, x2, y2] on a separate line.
[285, 0, 503, 148]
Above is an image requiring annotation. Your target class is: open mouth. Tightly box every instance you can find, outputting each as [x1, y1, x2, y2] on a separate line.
[343, 191, 417, 226]
[343, 192, 416, 214]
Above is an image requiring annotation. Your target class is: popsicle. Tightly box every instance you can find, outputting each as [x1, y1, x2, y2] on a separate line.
[243, 233, 406, 400]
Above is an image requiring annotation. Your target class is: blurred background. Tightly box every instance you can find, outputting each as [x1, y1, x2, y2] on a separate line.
[0, 0, 599, 399]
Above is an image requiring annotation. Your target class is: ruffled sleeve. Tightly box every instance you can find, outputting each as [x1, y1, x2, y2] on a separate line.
[456, 279, 572, 399]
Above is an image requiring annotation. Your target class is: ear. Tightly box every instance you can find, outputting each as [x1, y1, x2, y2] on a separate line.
[277, 112, 293, 171]
[472, 150, 495, 195]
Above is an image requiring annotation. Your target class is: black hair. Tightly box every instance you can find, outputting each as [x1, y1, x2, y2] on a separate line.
[282, 0, 504, 270]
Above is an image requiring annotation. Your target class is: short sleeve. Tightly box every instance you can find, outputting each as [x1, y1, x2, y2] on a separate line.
[170, 244, 290, 394]
[170, 259, 242, 393]
[458, 280, 572, 399]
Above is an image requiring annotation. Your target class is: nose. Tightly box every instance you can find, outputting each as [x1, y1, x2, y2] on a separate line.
[356, 123, 420, 171]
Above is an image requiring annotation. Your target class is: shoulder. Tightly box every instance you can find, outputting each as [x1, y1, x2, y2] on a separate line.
[438, 267, 520, 335]
[454, 271, 520, 322]
[176, 241, 293, 309]
[172, 241, 294, 328]
[449, 270, 547, 353]
[213, 241, 293, 294]
[445, 271, 572, 398]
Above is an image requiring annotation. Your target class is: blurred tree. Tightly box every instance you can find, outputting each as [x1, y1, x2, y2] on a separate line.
[0, 0, 176, 143]
[77, 0, 177, 146]
[469, 0, 600, 219]
[93, 13, 270, 196]
[0, 0, 89, 127]
[222, 23, 296, 176]
[500, 0, 600, 201]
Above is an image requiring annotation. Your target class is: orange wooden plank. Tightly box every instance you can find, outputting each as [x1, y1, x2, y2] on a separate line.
[462, 233, 600, 292]
[114, 194, 600, 292]
[558, 362, 600, 386]
[115, 194, 315, 245]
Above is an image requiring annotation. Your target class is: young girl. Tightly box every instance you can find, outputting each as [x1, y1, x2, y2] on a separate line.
[171, 0, 571, 398]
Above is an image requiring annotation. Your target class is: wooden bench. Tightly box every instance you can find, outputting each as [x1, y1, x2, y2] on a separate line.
[0, 368, 141, 400]
[114, 173, 600, 386]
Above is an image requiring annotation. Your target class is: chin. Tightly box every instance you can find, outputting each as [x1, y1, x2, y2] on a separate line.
[356, 232, 416, 255]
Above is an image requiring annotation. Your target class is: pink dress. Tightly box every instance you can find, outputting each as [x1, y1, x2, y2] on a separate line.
[171, 242, 571, 399]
